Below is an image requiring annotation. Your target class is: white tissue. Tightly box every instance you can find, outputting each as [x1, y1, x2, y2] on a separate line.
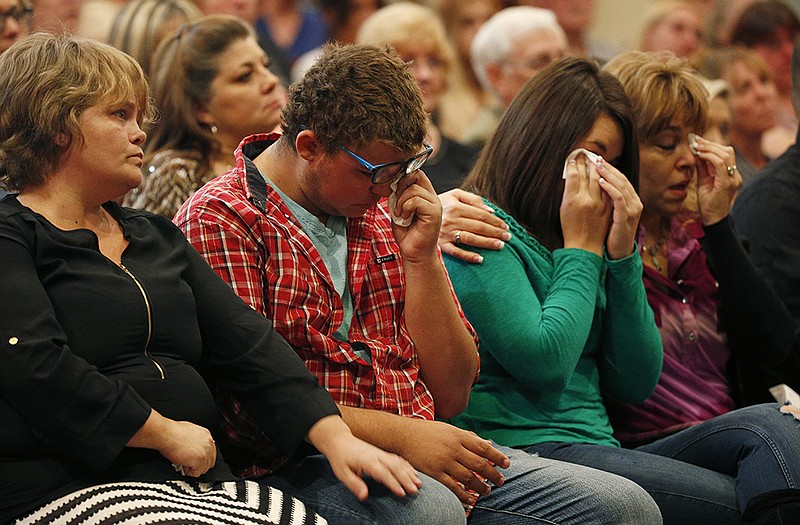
[562, 148, 602, 179]
[388, 179, 413, 227]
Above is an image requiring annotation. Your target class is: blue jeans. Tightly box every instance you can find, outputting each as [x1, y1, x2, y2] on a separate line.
[262, 444, 662, 525]
[527, 404, 800, 525]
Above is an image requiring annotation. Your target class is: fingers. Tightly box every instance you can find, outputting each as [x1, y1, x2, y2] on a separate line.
[364, 455, 422, 499]
[337, 467, 370, 501]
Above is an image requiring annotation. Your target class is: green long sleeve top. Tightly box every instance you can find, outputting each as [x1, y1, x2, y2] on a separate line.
[445, 201, 663, 448]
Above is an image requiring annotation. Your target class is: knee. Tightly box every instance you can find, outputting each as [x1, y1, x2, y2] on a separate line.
[589, 476, 663, 525]
[398, 474, 466, 525]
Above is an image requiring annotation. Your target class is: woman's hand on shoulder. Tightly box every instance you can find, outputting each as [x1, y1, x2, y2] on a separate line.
[307, 415, 421, 501]
[692, 135, 741, 226]
[437, 188, 510, 264]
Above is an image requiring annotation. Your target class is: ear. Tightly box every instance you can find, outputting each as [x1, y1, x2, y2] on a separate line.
[485, 62, 505, 94]
[193, 101, 214, 128]
[55, 132, 69, 147]
[295, 129, 324, 162]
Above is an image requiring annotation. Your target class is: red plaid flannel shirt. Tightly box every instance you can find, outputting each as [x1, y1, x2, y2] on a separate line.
[175, 134, 479, 475]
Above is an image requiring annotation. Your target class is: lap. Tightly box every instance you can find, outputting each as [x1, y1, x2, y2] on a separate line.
[16, 480, 322, 525]
[527, 441, 740, 525]
[470, 444, 662, 525]
[262, 453, 466, 525]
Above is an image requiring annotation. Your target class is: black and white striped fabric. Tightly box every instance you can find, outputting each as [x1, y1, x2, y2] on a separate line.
[16, 480, 327, 525]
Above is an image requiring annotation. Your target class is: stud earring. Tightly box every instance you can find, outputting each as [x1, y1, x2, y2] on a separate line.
[210, 124, 218, 134]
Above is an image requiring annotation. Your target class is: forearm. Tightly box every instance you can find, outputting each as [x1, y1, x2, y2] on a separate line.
[403, 253, 478, 418]
[337, 405, 411, 456]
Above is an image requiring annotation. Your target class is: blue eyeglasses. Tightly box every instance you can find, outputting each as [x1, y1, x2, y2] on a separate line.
[340, 142, 433, 185]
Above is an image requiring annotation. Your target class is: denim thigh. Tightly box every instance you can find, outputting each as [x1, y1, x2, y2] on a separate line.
[639, 403, 800, 509]
[470, 444, 661, 525]
[261, 454, 466, 525]
[527, 441, 740, 525]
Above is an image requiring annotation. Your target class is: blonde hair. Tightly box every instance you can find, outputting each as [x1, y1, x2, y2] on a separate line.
[0, 33, 153, 192]
[605, 50, 708, 143]
[108, 0, 202, 77]
[356, 2, 455, 78]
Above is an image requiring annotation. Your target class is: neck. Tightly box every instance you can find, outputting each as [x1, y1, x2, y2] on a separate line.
[18, 180, 111, 231]
[254, 141, 328, 224]
[640, 212, 667, 242]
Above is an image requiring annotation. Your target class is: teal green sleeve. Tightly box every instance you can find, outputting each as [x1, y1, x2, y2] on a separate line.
[599, 249, 663, 403]
[445, 243, 603, 392]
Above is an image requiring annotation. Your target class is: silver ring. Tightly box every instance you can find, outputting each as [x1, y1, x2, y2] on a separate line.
[454, 230, 462, 245]
[726, 165, 737, 176]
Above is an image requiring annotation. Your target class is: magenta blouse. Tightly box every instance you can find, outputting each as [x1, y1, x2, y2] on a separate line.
[606, 218, 736, 445]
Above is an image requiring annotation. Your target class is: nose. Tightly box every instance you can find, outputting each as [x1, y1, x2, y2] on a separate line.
[131, 123, 146, 145]
[675, 141, 695, 173]
[2, 15, 22, 36]
[260, 66, 279, 93]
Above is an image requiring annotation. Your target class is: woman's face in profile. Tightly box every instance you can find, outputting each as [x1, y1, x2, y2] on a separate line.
[201, 36, 284, 140]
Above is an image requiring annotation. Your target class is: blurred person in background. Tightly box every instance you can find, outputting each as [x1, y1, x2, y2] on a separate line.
[520, 0, 620, 62]
[436, 0, 503, 143]
[193, 0, 291, 86]
[693, 46, 779, 185]
[290, 0, 384, 83]
[1, 0, 31, 55]
[108, 0, 202, 78]
[464, 5, 567, 146]
[30, 0, 81, 34]
[730, 0, 800, 158]
[640, 0, 704, 58]
[125, 15, 284, 218]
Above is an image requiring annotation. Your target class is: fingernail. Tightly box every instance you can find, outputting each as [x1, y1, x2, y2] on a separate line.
[568, 159, 576, 165]
[474, 255, 484, 264]
[599, 177, 606, 184]
[501, 231, 512, 240]
[493, 240, 505, 249]
[595, 156, 604, 166]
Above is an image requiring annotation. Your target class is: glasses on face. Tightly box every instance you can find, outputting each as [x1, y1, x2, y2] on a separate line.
[0, 2, 32, 33]
[340, 142, 433, 184]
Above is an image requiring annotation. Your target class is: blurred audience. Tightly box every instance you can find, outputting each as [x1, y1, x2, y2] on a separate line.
[520, 0, 620, 62]
[291, 0, 383, 83]
[730, 0, 800, 158]
[732, 35, 800, 354]
[356, 1, 479, 192]
[436, 0, 503, 142]
[464, 6, 567, 146]
[255, 0, 328, 69]
[193, 0, 291, 87]
[125, 14, 284, 217]
[704, 0, 756, 47]
[693, 46, 779, 185]
[30, 0, 82, 34]
[0, 0, 30, 55]
[108, 0, 202, 78]
[640, 0, 703, 57]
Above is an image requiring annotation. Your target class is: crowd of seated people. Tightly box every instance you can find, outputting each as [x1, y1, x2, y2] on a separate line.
[3, 1, 800, 524]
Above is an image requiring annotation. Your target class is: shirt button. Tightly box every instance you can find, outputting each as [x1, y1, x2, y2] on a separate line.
[8, 337, 18, 345]
[687, 331, 696, 342]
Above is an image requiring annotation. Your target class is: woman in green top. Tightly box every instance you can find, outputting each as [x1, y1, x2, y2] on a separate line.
[443, 56, 800, 525]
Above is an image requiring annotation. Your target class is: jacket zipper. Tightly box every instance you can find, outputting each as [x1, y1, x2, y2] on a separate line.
[118, 262, 165, 379]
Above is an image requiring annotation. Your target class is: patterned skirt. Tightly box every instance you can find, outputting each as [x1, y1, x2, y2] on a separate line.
[15, 480, 327, 525]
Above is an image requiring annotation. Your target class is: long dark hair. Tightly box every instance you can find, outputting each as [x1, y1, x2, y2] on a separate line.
[463, 56, 639, 250]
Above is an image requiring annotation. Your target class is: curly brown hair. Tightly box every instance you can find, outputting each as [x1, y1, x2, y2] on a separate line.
[281, 43, 427, 153]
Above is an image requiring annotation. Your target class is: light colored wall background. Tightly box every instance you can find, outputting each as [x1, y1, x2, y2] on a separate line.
[589, 0, 654, 54]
